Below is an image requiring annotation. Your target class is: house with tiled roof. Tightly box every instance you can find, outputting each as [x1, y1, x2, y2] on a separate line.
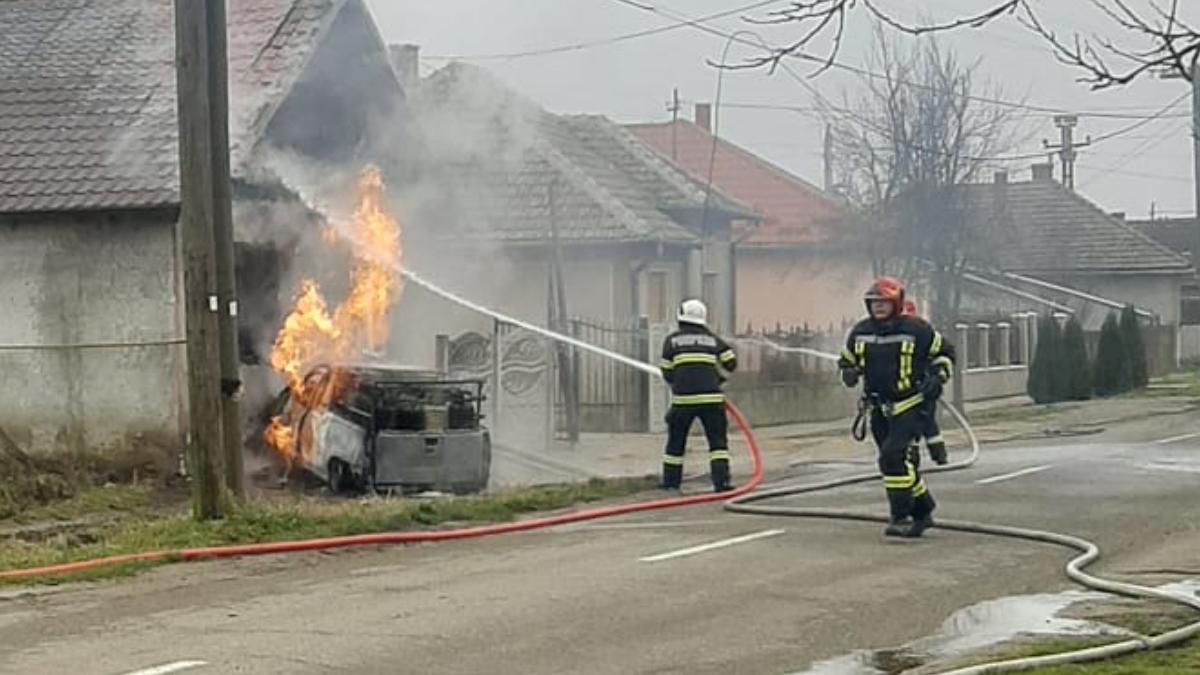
[627, 105, 871, 331]
[402, 62, 756, 336]
[0, 0, 414, 456]
[956, 167, 1192, 331]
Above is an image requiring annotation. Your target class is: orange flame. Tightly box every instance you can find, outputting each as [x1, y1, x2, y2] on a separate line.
[264, 166, 404, 464]
[263, 417, 296, 469]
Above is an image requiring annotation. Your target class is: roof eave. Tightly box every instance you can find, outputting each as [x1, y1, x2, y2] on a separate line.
[0, 203, 180, 221]
[1002, 266, 1194, 277]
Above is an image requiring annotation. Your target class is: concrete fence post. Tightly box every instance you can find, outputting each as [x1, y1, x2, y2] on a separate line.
[997, 322, 1012, 365]
[977, 323, 992, 368]
[953, 323, 969, 412]
[1016, 313, 1032, 364]
[1027, 312, 1039, 361]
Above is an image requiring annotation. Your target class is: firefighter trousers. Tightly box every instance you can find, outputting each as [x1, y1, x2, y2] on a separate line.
[871, 408, 936, 522]
[921, 398, 945, 454]
[663, 403, 731, 490]
[907, 399, 946, 459]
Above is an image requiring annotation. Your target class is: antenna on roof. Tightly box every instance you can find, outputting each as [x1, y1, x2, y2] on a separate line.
[667, 87, 681, 160]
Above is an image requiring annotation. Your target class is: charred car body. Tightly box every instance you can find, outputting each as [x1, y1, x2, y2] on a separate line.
[270, 363, 491, 495]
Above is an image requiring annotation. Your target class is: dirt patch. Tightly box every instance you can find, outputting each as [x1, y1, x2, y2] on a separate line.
[0, 431, 73, 520]
[0, 426, 180, 521]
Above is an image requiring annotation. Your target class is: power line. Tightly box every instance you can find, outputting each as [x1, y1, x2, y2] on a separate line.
[1075, 163, 1194, 183]
[715, 99, 1195, 120]
[1078, 121, 1191, 190]
[720, 100, 1191, 121]
[603, 0, 1196, 121]
[599, 2, 1192, 168]
[425, 0, 784, 61]
[1087, 93, 1190, 144]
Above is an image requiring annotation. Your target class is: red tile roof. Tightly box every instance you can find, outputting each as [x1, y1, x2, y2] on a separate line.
[627, 120, 846, 245]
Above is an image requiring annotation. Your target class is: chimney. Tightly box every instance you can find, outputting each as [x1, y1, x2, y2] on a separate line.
[388, 43, 421, 95]
[1031, 162, 1054, 182]
[991, 170, 1008, 217]
[695, 102, 712, 132]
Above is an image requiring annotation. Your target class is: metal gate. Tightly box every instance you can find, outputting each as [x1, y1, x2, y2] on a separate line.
[447, 320, 554, 453]
[555, 317, 651, 435]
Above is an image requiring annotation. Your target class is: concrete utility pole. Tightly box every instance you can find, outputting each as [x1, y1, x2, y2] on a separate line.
[1158, 63, 1200, 266]
[1193, 64, 1200, 260]
[175, 0, 226, 519]
[1043, 114, 1091, 191]
[205, 0, 244, 497]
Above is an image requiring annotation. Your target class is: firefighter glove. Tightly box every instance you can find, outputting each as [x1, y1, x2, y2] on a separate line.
[840, 367, 860, 388]
[929, 445, 948, 465]
[918, 375, 942, 400]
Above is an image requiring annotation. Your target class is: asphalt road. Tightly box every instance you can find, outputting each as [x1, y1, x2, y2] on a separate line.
[1, 412, 1198, 675]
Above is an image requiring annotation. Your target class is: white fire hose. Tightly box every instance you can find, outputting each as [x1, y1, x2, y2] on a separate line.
[339, 220, 1200, 673]
[723, 340, 1200, 674]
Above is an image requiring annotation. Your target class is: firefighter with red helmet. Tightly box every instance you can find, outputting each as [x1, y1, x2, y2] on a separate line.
[839, 278, 956, 537]
[902, 300, 949, 468]
[659, 299, 738, 493]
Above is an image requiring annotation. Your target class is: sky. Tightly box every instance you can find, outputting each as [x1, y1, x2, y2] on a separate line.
[366, 0, 1198, 220]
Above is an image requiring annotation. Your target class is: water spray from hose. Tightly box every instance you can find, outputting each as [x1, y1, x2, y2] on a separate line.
[301, 190, 1200, 674]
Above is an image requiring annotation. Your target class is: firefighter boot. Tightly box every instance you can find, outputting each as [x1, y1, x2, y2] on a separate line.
[884, 489, 916, 537]
[710, 451, 732, 492]
[660, 462, 683, 491]
[907, 492, 937, 538]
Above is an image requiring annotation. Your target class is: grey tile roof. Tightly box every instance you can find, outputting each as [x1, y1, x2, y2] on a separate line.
[0, 0, 342, 214]
[963, 179, 1191, 274]
[417, 63, 752, 245]
[1129, 217, 1196, 260]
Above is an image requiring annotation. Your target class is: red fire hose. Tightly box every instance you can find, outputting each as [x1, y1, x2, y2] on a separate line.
[0, 403, 763, 581]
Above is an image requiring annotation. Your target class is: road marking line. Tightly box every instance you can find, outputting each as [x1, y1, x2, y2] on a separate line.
[120, 661, 207, 675]
[639, 529, 785, 563]
[1153, 431, 1200, 445]
[975, 465, 1054, 485]
[1139, 462, 1200, 475]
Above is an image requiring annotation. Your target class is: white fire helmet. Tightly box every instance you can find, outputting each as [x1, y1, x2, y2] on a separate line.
[677, 299, 708, 326]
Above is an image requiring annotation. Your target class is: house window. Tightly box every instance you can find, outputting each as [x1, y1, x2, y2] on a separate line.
[647, 271, 669, 324]
[1182, 284, 1200, 325]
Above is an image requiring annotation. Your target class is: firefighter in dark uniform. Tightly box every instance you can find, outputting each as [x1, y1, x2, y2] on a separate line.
[659, 299, 738, 493]
[902, 300, 950, 469]
[839, 278, 956, 538]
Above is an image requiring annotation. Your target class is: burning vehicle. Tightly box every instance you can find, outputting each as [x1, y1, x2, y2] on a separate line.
[260, 166, 491, 495]
[266, 363, 491, 495]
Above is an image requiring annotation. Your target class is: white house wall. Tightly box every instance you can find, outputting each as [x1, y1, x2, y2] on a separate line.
[0, 215, 184, 456]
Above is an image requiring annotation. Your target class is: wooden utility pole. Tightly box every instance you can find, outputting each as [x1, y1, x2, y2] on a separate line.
[205, 0, 244, 496]
[823, 124, 834, 193]
[175, 0, 226, 519]
[547, 181, 579, 442]
[668, 87, 681, 160]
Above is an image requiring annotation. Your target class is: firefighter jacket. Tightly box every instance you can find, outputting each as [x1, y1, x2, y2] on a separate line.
[659, 324, 738, 406]
[839, 316, 955, 415]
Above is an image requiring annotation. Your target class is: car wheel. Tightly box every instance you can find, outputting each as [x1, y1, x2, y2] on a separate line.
[327, 459, 352, 495]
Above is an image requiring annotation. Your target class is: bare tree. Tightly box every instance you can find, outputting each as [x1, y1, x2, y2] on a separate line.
[750, 1, 1200, 88]
[828, 34, 1018, 325]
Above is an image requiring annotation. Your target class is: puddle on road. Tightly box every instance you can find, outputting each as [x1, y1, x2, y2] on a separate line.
[789, 579, 1200, 675]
